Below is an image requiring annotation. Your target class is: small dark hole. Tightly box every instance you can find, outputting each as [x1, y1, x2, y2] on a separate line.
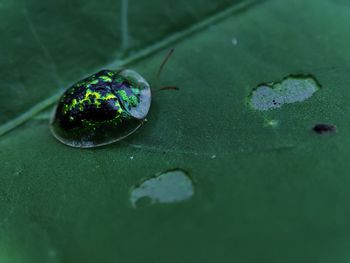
[312, 124, 336, 134]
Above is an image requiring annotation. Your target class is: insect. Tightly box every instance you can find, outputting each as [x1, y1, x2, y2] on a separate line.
[50, 49, 176, 148]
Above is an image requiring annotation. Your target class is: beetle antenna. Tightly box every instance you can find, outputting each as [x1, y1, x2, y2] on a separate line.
[153, 48, 178, 94]
[155, 48, 175, 84]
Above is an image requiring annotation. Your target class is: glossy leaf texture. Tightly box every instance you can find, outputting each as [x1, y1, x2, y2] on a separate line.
[1, 0, 350, 262]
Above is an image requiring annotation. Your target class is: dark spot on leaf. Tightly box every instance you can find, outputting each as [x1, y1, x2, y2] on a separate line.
[312, 124, 336, 134]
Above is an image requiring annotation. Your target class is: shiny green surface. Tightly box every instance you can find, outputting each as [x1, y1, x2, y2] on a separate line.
[1, 0, 350, 262]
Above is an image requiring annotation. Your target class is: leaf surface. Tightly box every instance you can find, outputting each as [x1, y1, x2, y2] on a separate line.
[1, 0, 350, 262]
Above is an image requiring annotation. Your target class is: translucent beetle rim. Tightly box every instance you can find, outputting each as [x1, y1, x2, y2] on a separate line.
[118, 69, 151, 120]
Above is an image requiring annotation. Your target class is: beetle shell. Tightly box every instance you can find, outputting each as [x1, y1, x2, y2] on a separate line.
[50, 69, 151, 148]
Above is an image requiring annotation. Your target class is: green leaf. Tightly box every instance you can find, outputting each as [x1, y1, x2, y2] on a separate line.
[0, 0, 244, 125]
[1, 0, 350, 262]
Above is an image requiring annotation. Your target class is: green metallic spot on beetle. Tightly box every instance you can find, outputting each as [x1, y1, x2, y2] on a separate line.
[117, 89, 129, 101]
[117, 87, 141, 110]
[129, 95, 138, 106]
[100, 75, 113, 82]
[63, 89, 120, 114]
[131, 87, 141, 95]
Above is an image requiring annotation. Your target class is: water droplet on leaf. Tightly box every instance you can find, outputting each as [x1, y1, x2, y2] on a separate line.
[232, 37, 238, 46]
[264, 119, 279, 128]
[130, 169, 194, 208]
[249, 74, 320, 111]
